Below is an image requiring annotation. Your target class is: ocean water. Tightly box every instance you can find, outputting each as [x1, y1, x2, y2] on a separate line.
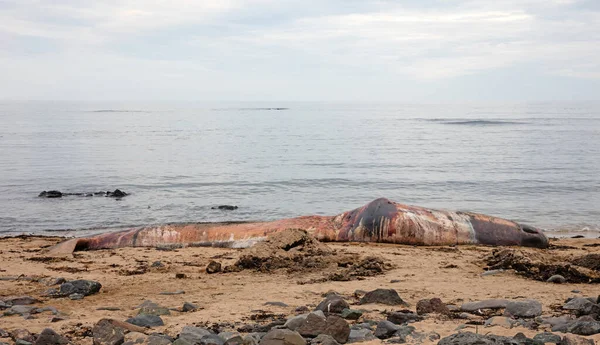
[0, 101, 599, 237]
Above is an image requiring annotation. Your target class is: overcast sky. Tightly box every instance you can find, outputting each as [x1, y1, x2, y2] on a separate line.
[1, 0, 599, 101]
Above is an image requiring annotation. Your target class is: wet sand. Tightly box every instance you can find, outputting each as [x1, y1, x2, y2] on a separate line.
[2, 235, 600, 344]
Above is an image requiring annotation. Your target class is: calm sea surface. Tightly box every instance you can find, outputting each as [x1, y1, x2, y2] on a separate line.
[1, 101, 599, 237]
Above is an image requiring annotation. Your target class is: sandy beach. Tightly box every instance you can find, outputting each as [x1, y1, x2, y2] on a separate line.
[2, 233, 600, 344]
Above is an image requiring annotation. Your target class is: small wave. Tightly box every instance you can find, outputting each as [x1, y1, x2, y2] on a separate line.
[426, 119, 525, 125]
[90, 110, 148, 113]
[212, 107, 289, 111]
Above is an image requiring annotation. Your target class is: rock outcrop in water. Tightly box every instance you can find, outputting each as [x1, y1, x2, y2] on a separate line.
[38, 189, 128, 198]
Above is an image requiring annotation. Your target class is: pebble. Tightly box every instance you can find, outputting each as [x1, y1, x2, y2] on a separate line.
[260, 329, 306, 345]
[504, 299, 543, 318]
[547, 275, 567, 284]
[206, 261, 222, 274]
[481, 269, 505, 276]
[416, 298, 450, 315]
[265, 302, 289, 308]
[182, 302, 199, 312]
[485, 316, 515, 329]
[200, 334, 225, 345]
[359, 289, 405, 306]
[69, 293, 84, 300]
[315, 296, 349, 314]
[386, 311, 423, 325]
[93, 319, 125, 345]
[374, 320, 400, 339]
[533, 332, 562, 344]
[340, 308, 363, 320]
[560, 334, 595, 345]
[55, 279, 102, 298]
[460, 299, 509, 312]
[159, 290, 185, 295]
[33, 328, 70, 345]
[297, 314, 350, 343]
[175, 273, 187, 279]
[178, 326, 212, 344]
[347, 329, 375, 343]
[126, 314, 165, 328]
[137, 300, 171, 316]
[310, 334, 340, 345]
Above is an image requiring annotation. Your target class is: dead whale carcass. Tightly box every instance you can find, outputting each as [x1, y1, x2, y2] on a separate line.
[47, 198, 548, 254]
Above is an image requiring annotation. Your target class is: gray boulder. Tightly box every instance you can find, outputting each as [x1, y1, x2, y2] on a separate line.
[92, 319, 125, 345]
[386, 311, 422, 325]
[347, 329, 375, 343]
[297, 314, 350, 343]
[260, 329, 306, 345]
[373, 320, 400, 339]
[310, 335, 339, 345]
[126, 314, 164, 328]
[559, 335, 595, 345]
[55, 280, 101, 297]
[505, 300, 543, 318]
[33, 328, 70, 345]
[178, 326, 212, 344]
[438, 332, 515, 345]
[359, 289, 405, 306]
[315, 296, 349, 315]
[533, 333, 562, 344]
[460, 299, 509, 312]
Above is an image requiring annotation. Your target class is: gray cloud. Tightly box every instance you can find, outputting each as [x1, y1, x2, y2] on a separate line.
[0, 0, 598, 101]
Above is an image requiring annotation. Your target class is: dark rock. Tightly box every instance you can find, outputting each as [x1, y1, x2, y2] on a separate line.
[485, 316, 516, 329]
[50, 316, 66, 322]
[563, 298, 600, 316]
[347, 329, 375, 343]
[359, 289, 405, 306]
[547, 275, 567, 284]
[265, 302, 288, 308]
[16, 341, 34, 345]
[563, 320, 600, 336]
[33, 328, 70, 345]
[386, 311, 423, 325]
[39, 191, 63, 198]
[220, 332, 243, 345]
[260, 329, 306, 345]
[316, 296, 349, 314]
[388, 326, 416, 343]
[310, 335, 340, 345]
[460, 299, 509, 312]
[285, 314, 310, 331]
[505, 300, 543, 318]
[55, 280, 102, 297]
[212, 205, 238, 211]
[178, 326, 212, 344]
[182, 302, 198, 312]
[151, 261, 164, 268]
[374, 320, 400, 339]
[0, 301, 7, 309]
[200, 335, 225, 345]
[10, 329, 36, 343]
[93, 319, 125, 345]
[416, 298, 450, 315]
[175, 273, 186, 279]
[4, 296, 40, 306]
[159, 290, 185, 295]
[533, 333, 562, 344]
[107, 189, 127, 198]
[295, 306, 310, 314]
[207, 261, 222, 274]
[137, 300, 171, 316]
[126, 314, 164, 328]
[340, 309, 362, 320]
[297, 314, 350, 343]
[0, 328, 8, 337]
[559, 335, 595, 345]
[438, 332, 515, 345]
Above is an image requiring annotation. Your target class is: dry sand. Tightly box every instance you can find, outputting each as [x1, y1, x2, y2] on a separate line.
[2, 235, 600, 344]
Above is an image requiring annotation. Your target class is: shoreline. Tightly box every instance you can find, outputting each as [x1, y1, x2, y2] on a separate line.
[3, 235, 600, 344]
